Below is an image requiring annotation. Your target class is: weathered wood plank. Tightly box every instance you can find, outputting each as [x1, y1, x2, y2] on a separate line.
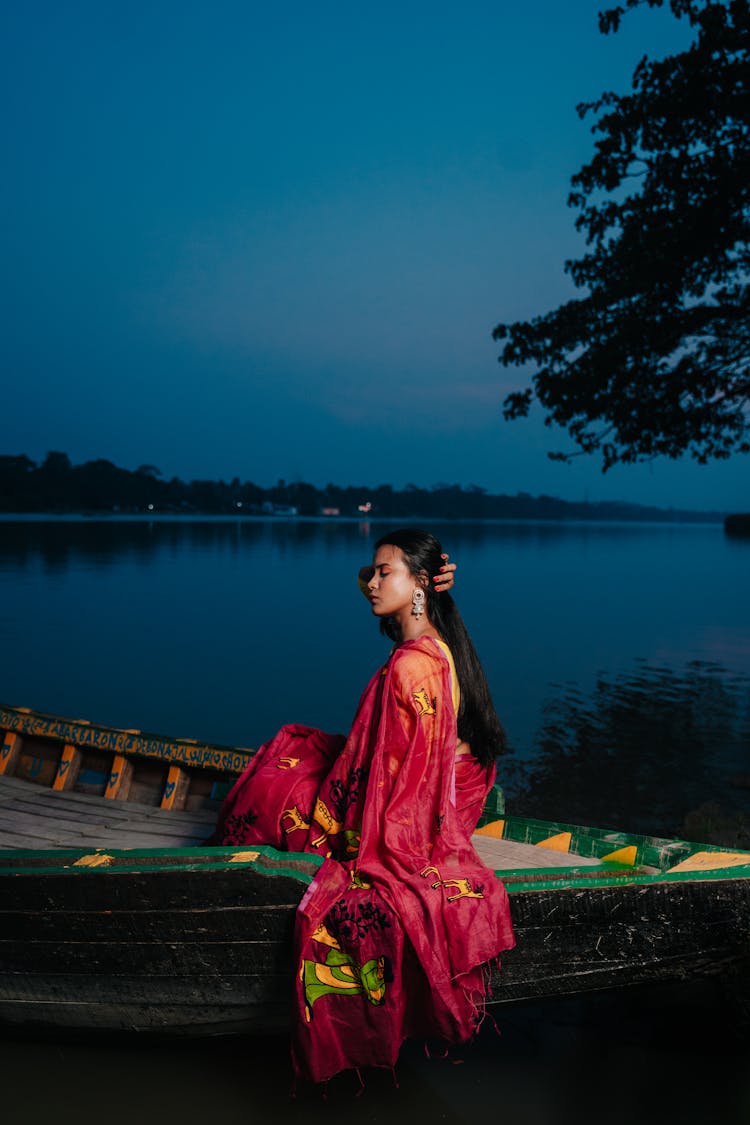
[0, 997, 291, 1035]
[0, 789, 178, 819]
[2, 910, 739, 977]
[0, 945, 743, 1038]
[472, 834, 603, 870]
[0, 773, 169, 808]
[0, 832, 55, 849]
[0, 815, 73, 845]
[0, 805, 110, 829]
[0, 797, 215, 833]
[0, 732, 23, 776]
[0, 774, 217, 850]
[0, 907, 298, 943]
[0, 972, 292, 1008]
[0, 788, 187, 817]
[2, 881, 744, 956]
[490, 950, 744, 1004]
[0, 938, 295, 975]
[0, 814, 210, 849]
[161, 764, 190, 811]
[52, 744, 82, 791]
[105, 753, 134, 801]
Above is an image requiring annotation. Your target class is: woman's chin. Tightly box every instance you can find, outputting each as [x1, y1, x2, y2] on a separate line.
[369, 603, 393, 620]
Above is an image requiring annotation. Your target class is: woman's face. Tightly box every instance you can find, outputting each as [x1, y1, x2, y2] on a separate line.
[366, 544, 420, 620]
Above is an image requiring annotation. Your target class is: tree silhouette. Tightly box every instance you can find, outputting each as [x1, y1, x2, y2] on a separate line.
[0, 450, 729, 518]
[494, 0, 750, 470]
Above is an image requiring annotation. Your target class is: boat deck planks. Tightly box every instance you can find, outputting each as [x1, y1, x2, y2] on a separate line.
[472, 833, 602, 871]
[0, 775, 600, 870]
[0, 775, 215, 849]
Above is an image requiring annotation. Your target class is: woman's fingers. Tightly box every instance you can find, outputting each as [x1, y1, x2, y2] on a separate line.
[433, 553, 456, 592]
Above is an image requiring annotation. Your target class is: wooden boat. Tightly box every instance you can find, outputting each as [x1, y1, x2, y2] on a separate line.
[1, 702, 749, 1037]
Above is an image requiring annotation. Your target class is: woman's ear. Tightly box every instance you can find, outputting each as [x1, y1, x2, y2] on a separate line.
[417, 570, 430, 590]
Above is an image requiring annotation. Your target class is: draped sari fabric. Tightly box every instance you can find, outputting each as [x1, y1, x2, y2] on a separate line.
[212, 636, 515, 1083]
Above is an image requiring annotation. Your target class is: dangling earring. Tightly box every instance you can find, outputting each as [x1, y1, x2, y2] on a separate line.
[411, 587, 425, 618]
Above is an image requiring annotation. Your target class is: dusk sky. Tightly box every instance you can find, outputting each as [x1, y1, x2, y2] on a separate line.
[4, 1, 747, 511]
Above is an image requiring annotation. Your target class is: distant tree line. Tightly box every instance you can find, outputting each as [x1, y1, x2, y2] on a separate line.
[0, 451, 723, 522]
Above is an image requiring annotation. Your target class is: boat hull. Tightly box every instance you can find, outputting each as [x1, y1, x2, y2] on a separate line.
[2, 850, 748, 1037]
[2, 702, 749, 1038]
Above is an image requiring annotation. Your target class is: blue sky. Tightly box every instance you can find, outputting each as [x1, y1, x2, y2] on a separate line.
[4, 1, 747, 511]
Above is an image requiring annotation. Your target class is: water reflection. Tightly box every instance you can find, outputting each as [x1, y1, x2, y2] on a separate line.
[505, 659, 750, 844]
[0, 513, 729, 571]
[0, 518, 273, 572]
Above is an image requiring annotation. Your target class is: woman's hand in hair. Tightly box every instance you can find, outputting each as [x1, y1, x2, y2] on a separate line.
[433, 553, 456, 593]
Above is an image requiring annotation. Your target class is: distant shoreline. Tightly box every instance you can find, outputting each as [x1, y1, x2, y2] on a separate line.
[0, 510, 730, 527]
[0, 452, 736, 525]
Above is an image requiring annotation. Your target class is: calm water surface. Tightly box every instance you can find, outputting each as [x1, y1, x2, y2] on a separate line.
[2, 517, 748, 835]
[1, 517, 749, 1122]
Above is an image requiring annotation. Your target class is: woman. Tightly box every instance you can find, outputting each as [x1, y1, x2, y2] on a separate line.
[213, 529, 515, 1085]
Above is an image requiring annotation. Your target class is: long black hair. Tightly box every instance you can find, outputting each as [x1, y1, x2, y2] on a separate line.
[374, 528, 506, 767]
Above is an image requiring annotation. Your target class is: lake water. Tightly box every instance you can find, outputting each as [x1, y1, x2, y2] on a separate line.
[2, 516, 748, 837]
[2, 517, 749, 1122]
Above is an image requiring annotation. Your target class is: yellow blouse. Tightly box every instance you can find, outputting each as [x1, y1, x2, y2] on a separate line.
[434, 638, 460, 715]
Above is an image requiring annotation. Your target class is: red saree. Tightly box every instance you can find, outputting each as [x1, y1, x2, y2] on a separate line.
[213, 636, 515, 1083]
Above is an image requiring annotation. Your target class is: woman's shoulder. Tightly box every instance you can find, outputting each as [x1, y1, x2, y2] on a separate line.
[387, 639, 454, 722]
[389, 637, 449, 681]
